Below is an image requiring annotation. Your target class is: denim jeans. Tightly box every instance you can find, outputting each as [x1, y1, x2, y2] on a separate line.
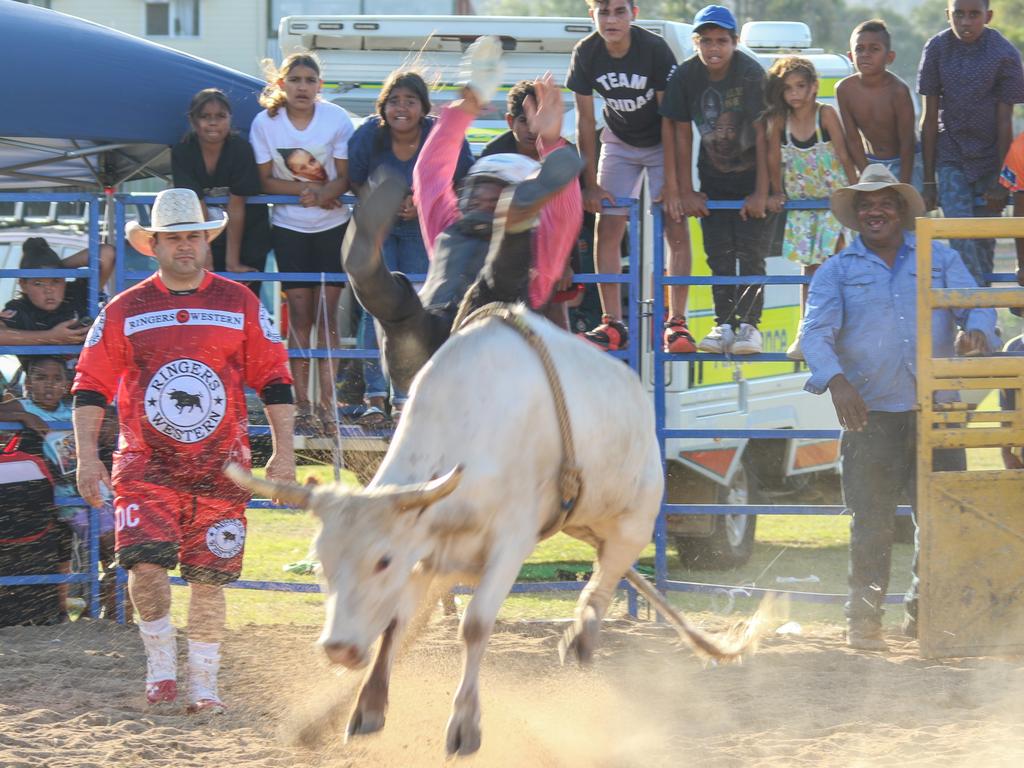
[359, 220, 429, 404]
[700, 210, 771, 327]
[842, 411, 966, 626]
[866, 150, 924, 193]
[936, 165, 998, 287]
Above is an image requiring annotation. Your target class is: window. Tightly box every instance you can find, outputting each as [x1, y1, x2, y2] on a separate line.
[14, 1, 52, 7]
[145, 0, 200, 37]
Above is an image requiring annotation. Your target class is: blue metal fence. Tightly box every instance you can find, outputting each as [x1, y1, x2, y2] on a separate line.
[2, 191, 1013, 620]
[0, 191, 644, 619]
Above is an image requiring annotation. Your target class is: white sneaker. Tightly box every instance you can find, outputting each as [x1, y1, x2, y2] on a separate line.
[460, 36, 504, 103]
[732, 323, 763, 355]
[698, 324, 735, 354]
[786, 331, 804, 361]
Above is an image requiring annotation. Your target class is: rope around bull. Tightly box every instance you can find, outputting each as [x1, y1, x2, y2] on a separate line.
[453, 301, 583, 539]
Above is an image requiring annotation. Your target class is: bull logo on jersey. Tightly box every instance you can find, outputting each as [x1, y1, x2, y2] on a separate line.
[206, 518, 245, 559]
[144, 359, 226, 443]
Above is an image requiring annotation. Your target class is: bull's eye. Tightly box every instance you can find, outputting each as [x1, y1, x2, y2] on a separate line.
[374, 555, 391, 574]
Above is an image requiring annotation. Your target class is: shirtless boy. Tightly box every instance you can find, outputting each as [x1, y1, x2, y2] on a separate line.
[836, 20, 919, 188]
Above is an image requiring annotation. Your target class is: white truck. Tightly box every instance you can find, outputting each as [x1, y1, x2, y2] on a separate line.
[279, 14, 851, 567]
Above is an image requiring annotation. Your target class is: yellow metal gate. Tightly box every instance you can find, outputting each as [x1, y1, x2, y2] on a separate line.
[916, 217, 1024, 658]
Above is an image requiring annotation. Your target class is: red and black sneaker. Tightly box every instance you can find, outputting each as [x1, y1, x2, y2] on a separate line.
[663, 316, 696, 353]
[580, 314, 629, 351]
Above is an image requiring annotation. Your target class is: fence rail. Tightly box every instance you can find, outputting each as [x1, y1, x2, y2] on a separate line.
[4, 190, 1013, 623]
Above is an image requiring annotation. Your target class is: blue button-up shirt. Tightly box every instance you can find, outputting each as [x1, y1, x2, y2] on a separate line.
[802, 232, 999, 412]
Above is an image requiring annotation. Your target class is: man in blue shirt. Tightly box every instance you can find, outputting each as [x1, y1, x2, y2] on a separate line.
[802, 164, 998, 651]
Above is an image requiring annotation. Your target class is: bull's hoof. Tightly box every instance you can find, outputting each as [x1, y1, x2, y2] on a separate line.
[558, 612, 599, 667]
[445, 712, 482, 756]
[346, 705, 386, 739]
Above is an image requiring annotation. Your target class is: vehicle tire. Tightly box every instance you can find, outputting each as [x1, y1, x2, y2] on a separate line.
[674, 465, 758, 570]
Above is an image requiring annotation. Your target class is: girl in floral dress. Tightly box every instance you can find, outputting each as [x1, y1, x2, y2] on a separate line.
[766, 57, 856, 360]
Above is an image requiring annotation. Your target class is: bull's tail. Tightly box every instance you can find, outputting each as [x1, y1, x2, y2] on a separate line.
[624, 568, 771, 661]
[224, 462, 313, 509]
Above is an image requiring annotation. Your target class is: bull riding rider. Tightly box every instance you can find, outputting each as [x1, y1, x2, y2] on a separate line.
[343, 37, 584, 393]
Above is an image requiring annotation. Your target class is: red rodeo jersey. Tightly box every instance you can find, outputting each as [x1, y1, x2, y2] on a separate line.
[72, 271, 292, 502]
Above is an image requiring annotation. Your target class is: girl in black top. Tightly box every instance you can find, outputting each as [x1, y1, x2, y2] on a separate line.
[171, 88, 271, 293]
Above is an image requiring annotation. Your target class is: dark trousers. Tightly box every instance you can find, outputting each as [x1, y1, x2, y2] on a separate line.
[349, 224, 533, 395]
[700, 210, 770, 327]
[841, 411, 966, 625]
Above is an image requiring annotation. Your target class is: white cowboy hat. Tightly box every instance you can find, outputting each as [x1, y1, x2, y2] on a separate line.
[830, 163, 926, 231]
[125, 188, 228, 257]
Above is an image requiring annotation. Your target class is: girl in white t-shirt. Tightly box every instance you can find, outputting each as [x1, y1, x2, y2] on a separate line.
[250, 52, 354, 435]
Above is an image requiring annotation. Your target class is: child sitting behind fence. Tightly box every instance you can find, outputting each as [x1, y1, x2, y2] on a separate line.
[0, 237, 113, 348]
[9, 357, 120, 619]
[765, 56, 856, 361]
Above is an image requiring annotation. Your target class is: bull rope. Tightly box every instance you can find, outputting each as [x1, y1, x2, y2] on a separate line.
[454, 302, 582, 539]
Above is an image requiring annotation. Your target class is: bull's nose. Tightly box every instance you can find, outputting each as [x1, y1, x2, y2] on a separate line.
[321, 641, 367, 668]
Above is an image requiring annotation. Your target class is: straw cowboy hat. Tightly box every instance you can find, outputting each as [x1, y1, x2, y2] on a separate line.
[126, 188, 228, 258]
[830, 163, 926, 231]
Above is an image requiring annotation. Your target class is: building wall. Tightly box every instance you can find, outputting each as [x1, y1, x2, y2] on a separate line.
[52, 0, 270, 75]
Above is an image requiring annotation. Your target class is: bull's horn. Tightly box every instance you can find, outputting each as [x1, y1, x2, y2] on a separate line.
[223, 462, 312, 508]
[390, 465, 464, 511]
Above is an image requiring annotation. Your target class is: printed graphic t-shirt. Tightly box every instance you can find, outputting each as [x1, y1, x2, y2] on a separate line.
[72, 271, 292, 502]
[566, 25, 677, 148]
[249, 100, 354, 233]
[660, 51, 766, 199]
[17, 399, 86, 521]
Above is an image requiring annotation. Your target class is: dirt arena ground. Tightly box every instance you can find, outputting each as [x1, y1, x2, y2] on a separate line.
[2, 613, 1023, 768]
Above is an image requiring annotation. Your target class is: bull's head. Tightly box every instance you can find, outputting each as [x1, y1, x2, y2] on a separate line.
[224, 463, 463, 668]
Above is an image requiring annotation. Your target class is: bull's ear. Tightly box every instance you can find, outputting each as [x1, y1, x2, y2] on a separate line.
[391, 465, 464, 512]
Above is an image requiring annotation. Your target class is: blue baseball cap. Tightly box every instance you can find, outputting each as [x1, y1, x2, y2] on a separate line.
[693, 5, 738, 33]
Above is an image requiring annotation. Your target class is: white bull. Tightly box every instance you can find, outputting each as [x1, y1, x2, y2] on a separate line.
[227, 306, 758, 756]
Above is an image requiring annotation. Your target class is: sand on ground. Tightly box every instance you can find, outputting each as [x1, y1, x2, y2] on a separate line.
[2, 612, 1023, 768]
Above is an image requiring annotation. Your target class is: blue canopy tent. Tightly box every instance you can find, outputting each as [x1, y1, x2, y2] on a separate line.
[0, 0, 265, 190]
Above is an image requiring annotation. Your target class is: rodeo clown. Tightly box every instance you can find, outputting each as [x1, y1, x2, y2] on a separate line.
[72, 189, 296, 713]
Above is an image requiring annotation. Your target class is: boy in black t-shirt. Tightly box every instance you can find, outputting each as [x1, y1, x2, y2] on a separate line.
[566, 0, 694, 353]
[661, 5, 770, 355]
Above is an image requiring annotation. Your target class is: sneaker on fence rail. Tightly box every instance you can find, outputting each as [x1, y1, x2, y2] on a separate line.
[697, 324, 735, 354]
[663, 315, 696, 353]
[580, 314, 628, 351]
[731, 323, 763, 355]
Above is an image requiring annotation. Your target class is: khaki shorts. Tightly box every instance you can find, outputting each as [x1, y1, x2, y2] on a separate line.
[597, 129, 665, 216]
